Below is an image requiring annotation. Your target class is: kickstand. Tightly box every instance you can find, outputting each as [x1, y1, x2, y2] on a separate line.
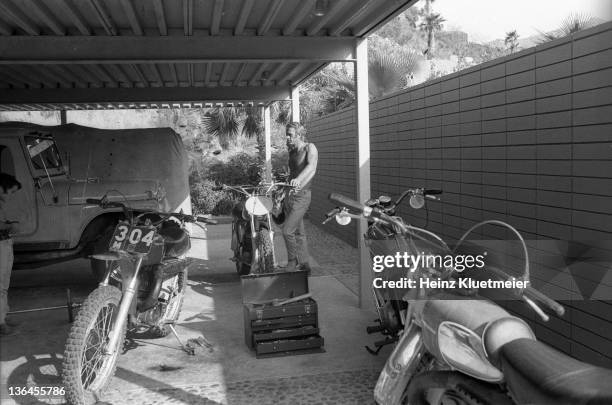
[166, 323, 195, 355]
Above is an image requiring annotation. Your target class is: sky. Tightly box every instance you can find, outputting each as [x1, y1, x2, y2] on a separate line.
[425, 0, 612, 43]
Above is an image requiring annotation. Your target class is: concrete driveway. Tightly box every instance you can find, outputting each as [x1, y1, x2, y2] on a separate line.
[1, 221, 388, 404]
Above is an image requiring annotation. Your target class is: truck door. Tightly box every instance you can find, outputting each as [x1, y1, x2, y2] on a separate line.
[0, 138, 37, 235]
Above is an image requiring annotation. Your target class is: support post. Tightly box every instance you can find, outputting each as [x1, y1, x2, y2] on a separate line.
[60, 109, 67, 124]
[355, 38, 371, 309]
[263, 104, 272, 182]
[291, 85, 300, 123]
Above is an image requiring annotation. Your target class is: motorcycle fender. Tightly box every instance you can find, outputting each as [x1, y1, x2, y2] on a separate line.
[374, 324, 425, 405]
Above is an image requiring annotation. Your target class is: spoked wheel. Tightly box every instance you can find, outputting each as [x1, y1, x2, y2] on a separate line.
[141, 268, 188, 337]
[62, 285, 125, 405]
[254, 228, 274, 274]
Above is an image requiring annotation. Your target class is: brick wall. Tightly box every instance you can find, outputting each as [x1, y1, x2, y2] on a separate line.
[305, 22, 612, 367]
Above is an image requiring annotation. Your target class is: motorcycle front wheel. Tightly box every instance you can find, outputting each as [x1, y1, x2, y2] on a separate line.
[62, 285, 125, 405]
[255, 228, 274, 273]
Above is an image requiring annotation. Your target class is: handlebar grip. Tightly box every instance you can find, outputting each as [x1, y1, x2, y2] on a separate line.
[198, 216, 218, 225]
[328, 193, 365, 213]
[524, 286, 565, 317]
[424, 189, 443, 195]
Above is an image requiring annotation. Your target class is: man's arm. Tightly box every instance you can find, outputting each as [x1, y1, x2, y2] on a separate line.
[293, 144, 318, 188]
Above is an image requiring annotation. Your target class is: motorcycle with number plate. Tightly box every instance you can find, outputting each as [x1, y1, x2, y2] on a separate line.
[61, 195, 216, 405]
[221, 182, 294, 275]
[324, 190, 612, 405]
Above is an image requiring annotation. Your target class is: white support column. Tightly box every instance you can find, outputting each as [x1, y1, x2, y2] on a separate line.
[264, 104, 272, 182]
[355, 38, 371, 309]
[291, 85, 300, 123]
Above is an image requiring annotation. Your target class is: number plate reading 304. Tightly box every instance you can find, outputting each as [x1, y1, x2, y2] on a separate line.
[109, 222, 157, 254]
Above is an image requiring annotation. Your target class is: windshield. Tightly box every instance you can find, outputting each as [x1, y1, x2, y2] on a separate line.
[25, 135, 63, 171]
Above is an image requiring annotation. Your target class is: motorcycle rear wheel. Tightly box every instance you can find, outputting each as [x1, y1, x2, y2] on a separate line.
[62, 285, 125, 405]
[255, 228, 274, 274]
[146, 268, 188, 337]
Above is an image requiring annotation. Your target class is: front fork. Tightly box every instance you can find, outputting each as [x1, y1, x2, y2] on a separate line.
[104, 256, 144, 355]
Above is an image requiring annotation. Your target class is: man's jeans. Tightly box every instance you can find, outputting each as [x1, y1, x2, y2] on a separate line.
[282, 189, 311, 265]
[0, 239, 13, 324]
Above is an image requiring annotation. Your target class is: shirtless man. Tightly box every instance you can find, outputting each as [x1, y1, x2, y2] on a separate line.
[283, 123, 318, 272]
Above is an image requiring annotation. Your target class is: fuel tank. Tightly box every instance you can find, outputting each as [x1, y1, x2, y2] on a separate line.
[413, 292, 510, 360]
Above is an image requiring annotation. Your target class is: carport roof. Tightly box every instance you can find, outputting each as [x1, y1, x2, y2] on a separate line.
[0, 0, 415, 110]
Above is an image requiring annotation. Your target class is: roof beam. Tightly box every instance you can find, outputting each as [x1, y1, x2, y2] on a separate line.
[0, 36, 355, 63]
[218, 63, 230, 85]
[60, 0, 91, 35]
[120, 0, 143, 35]
[211, 0, 224, 35]
[234, 0, 254, 35]
[283, 0, 314, 36]
[329, 0, 375, 36]
[306, 0, 348, 36]
[87, 0, 118, 36]
[0, 86, 292, 104]
[28, 0, 65, 35]
[232, 63, 247, 86]
[0, 1, 40, 35]
[248, 63, 268, 86]
[183, 0, 193, 36]
[152, 0, 167, 35]
[257, 0, 283, 36]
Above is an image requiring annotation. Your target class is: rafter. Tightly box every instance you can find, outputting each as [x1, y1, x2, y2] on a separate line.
[267, 62, 288, 82]
[329, 0, 375, 36]
[183, 0, 193, 36]
[204, 62, 212, 86]
[54, 65, 86, 87]
[283, 0, 314, 35]
[169, 63, 179, 85]
[130, 64, 149, 87]
[257, 0, 283, 36]
[0, 66, 33, 88]
[106, 64, 133, 87]
[353, 0, 416, 36]
[211, 0, 224, 35]
[28, 1, 65, 35]
[64, 64, 99, 86]
[248, 63, 268, 86]
[279, 62, 305, 84]
[149, 64, 164, 86]
[120, 0, 143, 35]
[29, 65, 71, 88]
[86, 64, 116, 87]
[0, 1, 40, 35]
[187, 63, 194, 86]
[218, 63, 230, 85]
[87, 0, 118, 36]
[152, 0, 167, 35]
[234, 0, 254, 35]
[60, 0, 91, 35]
[233, 63, 247, 86]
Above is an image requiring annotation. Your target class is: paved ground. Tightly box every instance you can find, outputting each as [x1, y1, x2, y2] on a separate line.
[0, 219, 387, 405]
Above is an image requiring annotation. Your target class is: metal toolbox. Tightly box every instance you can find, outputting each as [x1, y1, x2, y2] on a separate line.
[241, 270, 324, 356]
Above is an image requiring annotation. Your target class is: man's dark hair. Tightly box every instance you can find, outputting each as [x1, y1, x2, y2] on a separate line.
[286, 122, 306, 140]
[0, 173, 21, 193]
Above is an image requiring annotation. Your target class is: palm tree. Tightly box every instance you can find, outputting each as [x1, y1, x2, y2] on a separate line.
[202, 106, 262, 150]
[504, 30, 520, 54]
[419, 13, 445, 59]
[537, 13, 602, 44]
[321, 47, 423, 106]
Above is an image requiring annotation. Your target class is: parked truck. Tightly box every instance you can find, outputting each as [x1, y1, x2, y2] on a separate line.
[0, 122, 191, 276]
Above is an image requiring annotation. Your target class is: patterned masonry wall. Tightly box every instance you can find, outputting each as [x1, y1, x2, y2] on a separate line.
[305, 22, 612, 367]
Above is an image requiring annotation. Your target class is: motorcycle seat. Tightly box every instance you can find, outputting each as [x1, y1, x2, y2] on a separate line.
[499, 338, 612, 405]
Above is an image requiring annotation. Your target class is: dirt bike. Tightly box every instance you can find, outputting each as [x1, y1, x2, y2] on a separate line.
[61, 195, 216, 405]
[325, 190, 612, 405]
[222, 182, 294, 275]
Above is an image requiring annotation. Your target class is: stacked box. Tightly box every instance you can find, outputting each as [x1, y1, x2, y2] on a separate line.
[241, 270, 325, 358]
